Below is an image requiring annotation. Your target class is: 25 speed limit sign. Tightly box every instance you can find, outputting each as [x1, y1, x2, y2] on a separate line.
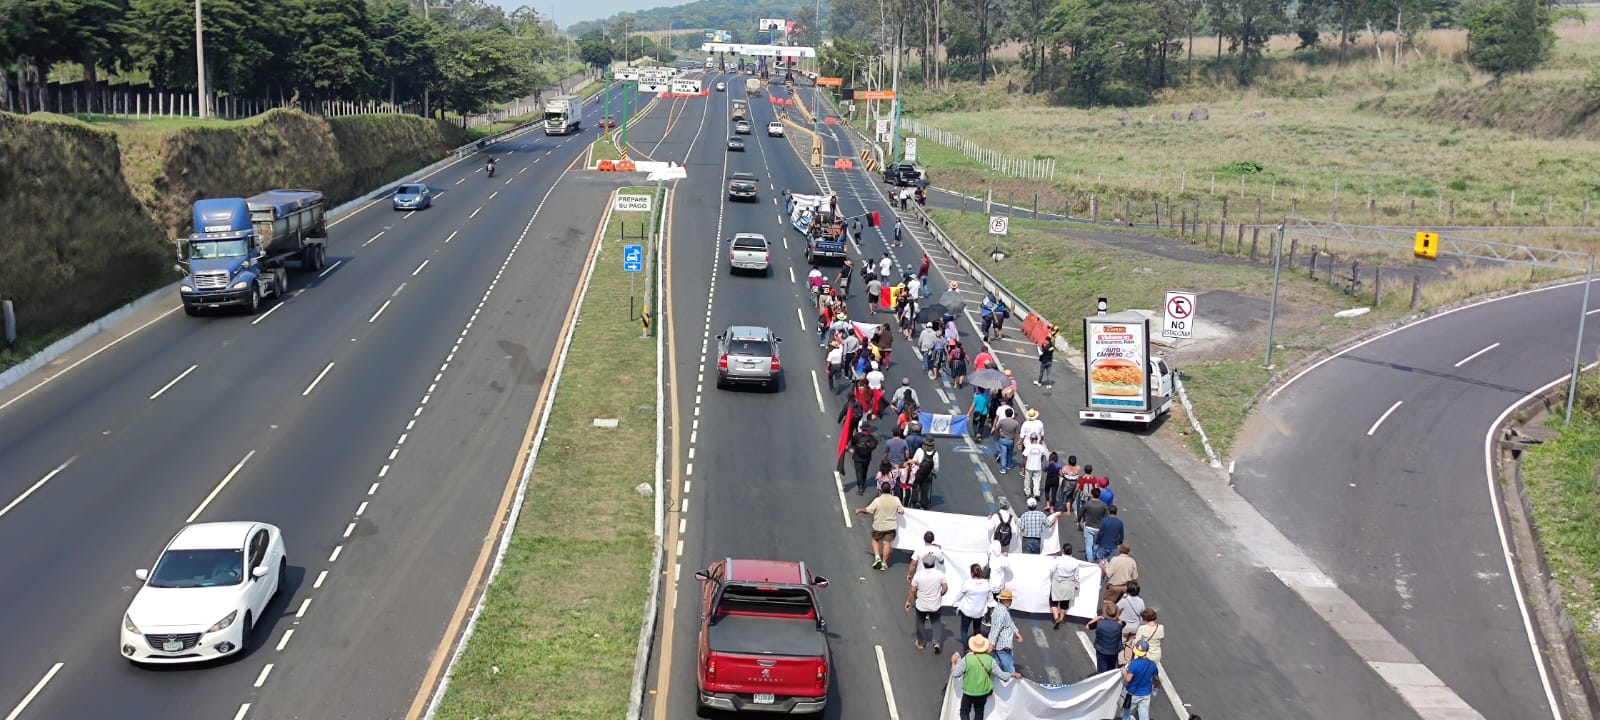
[1163, 291, 1196, 339]
[989, 215, 1009, 235]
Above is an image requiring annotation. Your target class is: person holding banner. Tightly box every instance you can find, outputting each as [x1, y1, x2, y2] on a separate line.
[986, 588, 1023, 674]
[955, 563, 991, 641]
[948, 635, 1019, 720]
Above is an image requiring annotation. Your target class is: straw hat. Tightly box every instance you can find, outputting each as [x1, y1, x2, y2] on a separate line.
[1025, 408, 1039, 420]
[967, 635, 992, 653]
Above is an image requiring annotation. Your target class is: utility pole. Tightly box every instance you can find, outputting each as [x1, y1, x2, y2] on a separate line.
[886, 26, 901, 165]
[422, 0, 430, 118]
[194, 0, 208, 118]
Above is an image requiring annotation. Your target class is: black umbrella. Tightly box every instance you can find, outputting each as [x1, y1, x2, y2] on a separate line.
[937, 289, 965, 314]
[916, 303, 949, 323]
[968, 368, 1009, 390]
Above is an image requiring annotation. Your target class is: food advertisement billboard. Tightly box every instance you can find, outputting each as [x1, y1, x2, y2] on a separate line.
[1083, 314, 1150, 412]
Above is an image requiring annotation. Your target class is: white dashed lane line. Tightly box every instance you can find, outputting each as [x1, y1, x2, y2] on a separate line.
[250, 303, 286, 326]
[0, 458, 75, 521]
[300, 362, 336, 397]
[148, 364, 198, 400]
[367, 301, 392, 324]
[316, 259, 343, 278]
[3, 661, 63, 720]
[362, 231, 384, 247]
[185, 450, 255, 523]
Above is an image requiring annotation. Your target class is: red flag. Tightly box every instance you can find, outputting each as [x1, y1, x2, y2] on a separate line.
[836, 403, 856, 460]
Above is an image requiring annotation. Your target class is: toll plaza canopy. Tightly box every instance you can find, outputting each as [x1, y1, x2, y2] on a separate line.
[700, 43, 816, 57]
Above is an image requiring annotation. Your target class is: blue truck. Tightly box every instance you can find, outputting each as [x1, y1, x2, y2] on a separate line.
[787, 192, 849, 264]
[178, 189, 328, 316]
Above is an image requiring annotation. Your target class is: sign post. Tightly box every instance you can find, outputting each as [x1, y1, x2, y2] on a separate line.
[624, 243, 643, 319]
[1162, 291, 1196, 339]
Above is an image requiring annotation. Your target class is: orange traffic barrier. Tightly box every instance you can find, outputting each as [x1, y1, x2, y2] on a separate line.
[617, 159, 637, 172]
[824, 117, 838, 125]
[597, 160, 616, 171]
[840, 159, 854, 170]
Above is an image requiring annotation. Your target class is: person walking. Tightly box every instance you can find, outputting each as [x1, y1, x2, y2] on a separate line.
[949, 635, 1019, 720]
[884, 427, 909, 467]
[1049, 550, 1085, 629]
[968, 386, 991, 440]
[956, 563, 991, 640]
[1095, 504, 1125, 563]
[1078, 487, 1108, 560]
[919, 323, 940, 379]
[988, 498, 1018, 553]
[893, 219, 905, 248]
[993, 406, 1021, 474]
[1019, 408, 1045, 446]
[911, 436, 939, 509]
[1116, 583, 1147, 644]
[918, 254, 931, 288]
[1103, 544, 1139, 603]
[836, 262, 853, 298]
[854, 483, 903, 570]
[866, 274, 884, 314]
[1042, 452, 1063, 510]
[986, 588, 1022, 674]
[1021, 438, 1049, 500]
[825, 342, 846, 393]
[906, 555, 948, 651]
[907, 531, 948, 578]
[1098, 477, 1116, 508]
[948, 341, 968, 389]
[879, 252, 893, 280]
[1132, 608, 1165, 663]
[1120, 641, 1160, 720]
[1018, 498, 1049, 554]
[1035, 339, 1056, 386]
[1086, 601, 1125, 673]
[1059, 455, 1082, 512]
[891, 378, 919, 415]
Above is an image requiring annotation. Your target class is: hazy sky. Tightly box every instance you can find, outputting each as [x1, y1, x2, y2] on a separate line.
[493, 0, 673, 29]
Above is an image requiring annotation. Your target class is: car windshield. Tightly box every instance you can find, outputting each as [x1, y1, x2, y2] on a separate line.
[397, 185, 423, 195]
[728, 339, 772, 356]
[732, 173, 756, 181]
[733, 237, 766, 249]
[189, 239, 249, 259]
[148, 548, 244, 588]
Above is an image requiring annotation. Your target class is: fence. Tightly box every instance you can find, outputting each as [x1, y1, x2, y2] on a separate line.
[900, 117, 1057, 181]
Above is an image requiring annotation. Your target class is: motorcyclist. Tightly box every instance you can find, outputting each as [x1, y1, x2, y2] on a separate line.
[485, 156, 496, 177]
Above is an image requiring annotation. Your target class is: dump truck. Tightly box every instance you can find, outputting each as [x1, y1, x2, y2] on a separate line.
[542, 94, 584, 135]
[731, 99, 748, 122]
[745, 77, 763, 96]
[178, 189, 328, 316]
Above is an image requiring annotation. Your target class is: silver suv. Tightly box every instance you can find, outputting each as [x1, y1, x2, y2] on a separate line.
[715, 326, 782, 391]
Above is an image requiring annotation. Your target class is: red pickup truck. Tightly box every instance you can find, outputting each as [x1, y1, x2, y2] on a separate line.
[695, 558, 831, 715]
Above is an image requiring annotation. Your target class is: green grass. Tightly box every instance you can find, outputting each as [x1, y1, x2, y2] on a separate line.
[897, 23, 1600, 229]
[591, 133, 624, 164]
[433, 188, 656, 720]
[0, 328, 74, 373]
[1519, 375, 1600, 667]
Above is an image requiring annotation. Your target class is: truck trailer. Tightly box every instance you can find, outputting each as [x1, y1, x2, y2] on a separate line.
[543, 94, 584, 135]
[1078, 311, 1174, 426]
[178, 189, 328, 316]
[745, 78, 763, 96]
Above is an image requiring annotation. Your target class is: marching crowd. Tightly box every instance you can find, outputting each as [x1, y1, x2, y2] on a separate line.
[806, 254, 1176, 720]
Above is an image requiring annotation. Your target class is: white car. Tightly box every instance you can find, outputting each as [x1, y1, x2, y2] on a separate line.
[767, 121, 785, 137]
[120, 521, 288, 664]
[715, 82, 726, 92]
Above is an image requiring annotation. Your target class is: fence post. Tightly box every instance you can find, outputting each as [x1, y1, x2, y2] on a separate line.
[1235, 224, 1245, 254]
[1309, 248, 1319, 280]
[1221, 196, 1229, 222]
[1288, 238, 1298, 268]
[2, 299, 14, 344]
[1449, 200, 1457, 224]
[1249, 227, 1260, 261]
[1326, 253, 1338, 287]
[1410, 275, 1422, 310]
[1219, 219, 1227, 250]
[1033, 193, 1038, 219]
[1091, 196, 1099, 222]
[1205, 220, 1212, 244]
[1181, 210, 1188, 238]
[1255, 198, 1262, 224]
[1409, 198, 1417, 222]
[1291, 198, 1298, 217]
[1374, 266, 1383, 306]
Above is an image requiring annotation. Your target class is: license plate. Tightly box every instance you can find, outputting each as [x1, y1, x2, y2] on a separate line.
[163, 640, 183, 652]
[753, 694, 775, 705]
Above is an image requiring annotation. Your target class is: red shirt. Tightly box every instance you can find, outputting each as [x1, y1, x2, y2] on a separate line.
[974, 352, 995, 370]
[919, 257, 931, 276]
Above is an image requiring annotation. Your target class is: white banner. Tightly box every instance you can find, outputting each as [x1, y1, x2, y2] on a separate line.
[894, 509, 1102, 617]
[939, 669, 1126, 720]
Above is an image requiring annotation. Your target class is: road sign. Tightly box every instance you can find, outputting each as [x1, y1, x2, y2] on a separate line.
[1414, 230, 1439, 260]
[614, 69, 641, 81]
[989, 215, 1008, 236]
[903, 137, 918, 162]
[623, 244, 644, 273]
[857, 90, 897, 101]
[1162, 291, 1196, 339]
[614, 194, 652, 213]
[816, 76, 842, 87]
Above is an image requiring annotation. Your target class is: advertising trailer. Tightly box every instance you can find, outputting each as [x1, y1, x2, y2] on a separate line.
[1078, 311, 1172, 426]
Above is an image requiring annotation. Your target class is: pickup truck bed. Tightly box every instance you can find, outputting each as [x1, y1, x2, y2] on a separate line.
[706, 614, 827, 657]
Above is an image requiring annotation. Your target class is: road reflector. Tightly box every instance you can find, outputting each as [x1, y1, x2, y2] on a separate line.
[1414, 231, 1439, 260]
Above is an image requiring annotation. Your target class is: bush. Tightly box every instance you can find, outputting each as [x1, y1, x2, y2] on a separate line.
[1448, 178, 1470, 191]
[1220, 160, 1266, 175]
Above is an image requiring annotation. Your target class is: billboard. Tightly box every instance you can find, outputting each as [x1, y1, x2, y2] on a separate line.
[704, 29, 732, 43]
[699, 42, 815, 58]
[1082, 313, 1151, 412]
[759, 17, 790, 44]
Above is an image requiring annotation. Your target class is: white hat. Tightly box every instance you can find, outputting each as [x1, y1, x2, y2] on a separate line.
[1026, 497, 1038, 508]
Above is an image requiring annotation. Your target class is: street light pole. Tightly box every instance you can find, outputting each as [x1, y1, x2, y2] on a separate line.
[1564, 253, 1596, 421]
[193, 0, 207, 118]
[1264, 220, 1286, 368]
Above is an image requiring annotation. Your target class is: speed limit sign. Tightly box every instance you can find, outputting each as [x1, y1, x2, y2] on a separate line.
[989, 215, 1009, 235]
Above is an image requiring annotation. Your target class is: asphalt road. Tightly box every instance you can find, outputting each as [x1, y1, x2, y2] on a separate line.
[0, 83, 632, 720]
[1233, 280, 1599, 719]
[637, 78, 1423, 719]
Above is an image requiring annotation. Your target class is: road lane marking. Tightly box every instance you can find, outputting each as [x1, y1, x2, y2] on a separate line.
[186, 450, 255, 522]
[797, 306, 806, 333]
[231, 704, 250, 720]
[275, 629, 294, 651]
[489, 191, 499, 200]
[403, 211, 415, 220]
[811, 370, 826, 413]
[1366, 400, 1403, 436]
[149, 364, 199, 400]
[1454, 342, 1500, 367]
[2, 662, 61, 720]
[314, 570, 328, 589]
[412, 259, 430, 276]
[253, 663, 273, 688]
[874, 645, 902, 720]
[393, 283, 407, 297]
[0, 306, 180, 414]
[316, 259, 343, 278]
[302, 362, 336, 396]
[0, 458, 76, 519]
[362, 231, 384, 247]
[250, 302, 285, 325]
[469, 206, 483, 219]
[833, 471, 853, 528]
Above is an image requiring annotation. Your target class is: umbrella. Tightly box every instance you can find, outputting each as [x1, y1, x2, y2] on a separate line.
[916, 303, 949, 323]
[938, 289, 965, 314]
[968, 368, 1009, 390]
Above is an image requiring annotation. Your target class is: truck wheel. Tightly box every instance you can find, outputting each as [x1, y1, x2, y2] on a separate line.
[313, 245, 326, 271]
[183, 305, 201, 317]
[247, 285, 260, 314]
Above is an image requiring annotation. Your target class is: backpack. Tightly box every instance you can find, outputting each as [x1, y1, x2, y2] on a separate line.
[993, 511, 1014, 547]
[851, 433, 878, 460]
[916, 451, 937, 481]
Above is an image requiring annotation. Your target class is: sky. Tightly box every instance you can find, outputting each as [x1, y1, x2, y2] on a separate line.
[491, 0, 674, 29]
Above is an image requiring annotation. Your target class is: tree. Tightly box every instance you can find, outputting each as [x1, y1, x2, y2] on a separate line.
[295, 0, 375, 101]
[577, 29, 611, 70]
[368, 0, 437, 104]
[433, 27, 528, 122]
[1463, 0, 1553, 78]
[1043, 0, 1158, 105]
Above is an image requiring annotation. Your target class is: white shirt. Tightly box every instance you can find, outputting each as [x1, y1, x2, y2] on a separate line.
[987, 551, 1011, 592]
[826, 346, 844, 366]
[1019, 418, 1045, 443]
[912, 447, 940, 474]
[911, 567, 946, 612]
[957, 577, 991, 618]
[908, 277, 922, 298]
[910, 543, 947, 571]
[879, 258, 892, 277]
[808, 268, 823, 279]
[866, 369, 885, 390]
[1023, 443, 1048, 472]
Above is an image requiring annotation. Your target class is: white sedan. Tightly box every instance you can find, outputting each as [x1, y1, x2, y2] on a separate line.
[120, 521, 288, 664]
[767, 121, 785, 137]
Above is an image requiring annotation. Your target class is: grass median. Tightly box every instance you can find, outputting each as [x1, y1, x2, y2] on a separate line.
[434, 188, 658, 719]
[1520, 376, 1600, 668]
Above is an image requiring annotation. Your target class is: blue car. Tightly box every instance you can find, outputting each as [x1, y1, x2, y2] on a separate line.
[392, 183, 432, 210]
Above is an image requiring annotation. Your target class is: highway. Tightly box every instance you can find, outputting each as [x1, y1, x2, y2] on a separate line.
[0, 82, 632, 720]
[1234, 280, 1598, 719]
[641, 76, 1429, 719]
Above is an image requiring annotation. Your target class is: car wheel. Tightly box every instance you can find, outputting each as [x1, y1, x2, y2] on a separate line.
[275, 558, 287, 600]
[184, 305, 201, 317]
[240, 611, 253, 652]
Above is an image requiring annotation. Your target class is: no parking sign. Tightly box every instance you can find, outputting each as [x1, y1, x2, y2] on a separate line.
[1162, 291, 1196, 339]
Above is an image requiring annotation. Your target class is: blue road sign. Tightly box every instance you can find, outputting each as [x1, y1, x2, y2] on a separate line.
[623, 244, 644, 273]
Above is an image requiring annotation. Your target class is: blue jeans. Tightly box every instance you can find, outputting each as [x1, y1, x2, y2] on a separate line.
[993, 648, 1015, 674]
[1082, 526, 1099, 561]
[996, 438, 1016, 470]
[1121, 693, 1151, 720]
[1021, 537, 1042, 554]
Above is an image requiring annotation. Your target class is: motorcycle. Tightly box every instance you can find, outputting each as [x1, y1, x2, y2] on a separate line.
[485, 160, 496, 178]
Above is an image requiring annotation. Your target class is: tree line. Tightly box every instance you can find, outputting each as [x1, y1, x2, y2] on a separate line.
[823, 0, 1570, 106]
[0, 0, 577, 119]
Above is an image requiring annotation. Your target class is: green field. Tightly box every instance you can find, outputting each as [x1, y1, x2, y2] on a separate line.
[433, 187, 657, 719]
[1520, 376, 1600, 670]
